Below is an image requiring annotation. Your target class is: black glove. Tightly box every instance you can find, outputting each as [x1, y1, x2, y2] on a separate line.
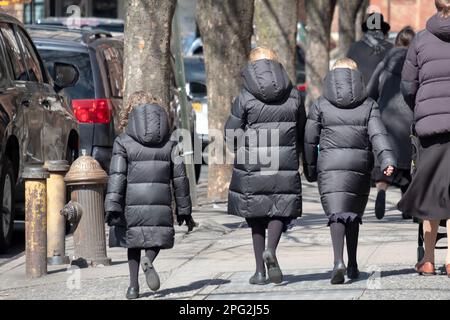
[105, 211, 126, 227]
[177, 215, 197, 232]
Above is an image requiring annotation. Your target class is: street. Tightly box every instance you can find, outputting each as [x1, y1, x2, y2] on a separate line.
[0, 168, 448, 300]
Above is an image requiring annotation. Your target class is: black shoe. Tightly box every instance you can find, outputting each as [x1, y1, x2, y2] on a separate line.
[263, 250, 283, 284]
[141, 256, 160, 291]
[249, 272, 268, 285]
[375, 190, 386, 220]
[331, 262, 346, 285]
[126, 287, 139, 299]
[347, 266, 360, 280]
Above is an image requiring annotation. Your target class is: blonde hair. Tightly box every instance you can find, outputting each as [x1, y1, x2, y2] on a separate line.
[332, 58, 358, 71]
[249, 47, 278, 62]
[119, 91, 161, 131]
[436, 0, 450, 18]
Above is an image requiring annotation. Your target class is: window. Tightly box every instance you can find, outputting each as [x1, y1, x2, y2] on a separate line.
[0, 24, 27, 81]
[16, 28, 44, 83]
[101, 46, 123, 98]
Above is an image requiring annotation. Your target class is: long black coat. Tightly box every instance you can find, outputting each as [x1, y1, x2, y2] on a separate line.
[347, 31, 393, 85]
[367, 47, 413, 170]
[304, 68, 396, 216]
[105, 104, 191, 249]
[225, 59, 306, 219]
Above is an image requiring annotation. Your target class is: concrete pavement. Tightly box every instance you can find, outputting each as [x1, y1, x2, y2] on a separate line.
[0, 181, 449, 300]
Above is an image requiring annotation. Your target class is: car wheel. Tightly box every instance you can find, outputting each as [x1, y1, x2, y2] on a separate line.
[0, 159, 15, 253]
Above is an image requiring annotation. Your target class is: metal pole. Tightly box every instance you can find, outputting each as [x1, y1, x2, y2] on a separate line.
[172, 2, 198, 207]
[23, 165, 49, 279]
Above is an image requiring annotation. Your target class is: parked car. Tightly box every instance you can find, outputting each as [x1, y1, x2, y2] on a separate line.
[0, 14, 79, 252]
[27, 25, 124, 172]
[36, 17, 124, 37]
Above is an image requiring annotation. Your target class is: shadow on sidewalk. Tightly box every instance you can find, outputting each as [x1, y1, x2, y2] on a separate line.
[281, 271, 370, 285]
[140, 278, 231, 298]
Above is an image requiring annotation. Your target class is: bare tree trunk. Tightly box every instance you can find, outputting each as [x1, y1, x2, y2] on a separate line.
[197, 0, 254, 201]
[339, 0, 365, 57]
[305, 0, 337, 109]
[355, 0, 369, 41]
[254, 0, 298, 81]
[123, 0, 176, 111]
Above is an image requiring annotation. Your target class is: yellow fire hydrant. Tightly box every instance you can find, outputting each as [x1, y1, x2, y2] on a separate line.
[45, 160, 70, 265]
[23, 165, 49, 279]
[61, 155, 111, 267]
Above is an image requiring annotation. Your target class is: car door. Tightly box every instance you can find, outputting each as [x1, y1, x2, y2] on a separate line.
[0, 23, 44, 166]
[14, 25, 67, 162]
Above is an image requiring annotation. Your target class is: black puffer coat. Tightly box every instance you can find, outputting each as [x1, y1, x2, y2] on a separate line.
[225, 59, 306, 219]
[105, 104, 191, 249]
[367, 47, 413, 170]
[304, 68, 396, 216]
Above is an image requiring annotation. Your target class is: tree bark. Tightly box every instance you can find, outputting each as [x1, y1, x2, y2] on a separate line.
[305, 0, 337, 109]
[123, 0, 176, 111]
[339, 0, 365, 57]
[254, 0, 298, 81]
[197, 0, 254, 200]
[355, 0, 369, 41]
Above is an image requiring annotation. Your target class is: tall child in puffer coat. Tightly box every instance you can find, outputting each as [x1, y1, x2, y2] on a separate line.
[225, 47, 307, 285]
[105, 91, 194, 299]
[304, 58, 396, 285]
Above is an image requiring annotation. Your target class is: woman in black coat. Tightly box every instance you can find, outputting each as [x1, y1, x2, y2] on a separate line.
[367, 26, 416, 220]
[105, 92, 194, 299]
[225, 47, 306, 285]
[304, 58, 396, 285]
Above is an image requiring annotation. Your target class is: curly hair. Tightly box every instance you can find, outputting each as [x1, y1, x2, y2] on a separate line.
[119, 91, 161, 131]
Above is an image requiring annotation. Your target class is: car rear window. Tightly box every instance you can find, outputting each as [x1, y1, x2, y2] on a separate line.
[99, 45, 123, 98]
[37, 49, 94, 99]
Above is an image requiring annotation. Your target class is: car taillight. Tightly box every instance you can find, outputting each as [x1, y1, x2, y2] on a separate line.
[72, 99, 111, 124]
[297, 84, 307, 92]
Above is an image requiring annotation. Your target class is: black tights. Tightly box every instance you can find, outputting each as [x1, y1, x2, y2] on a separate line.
[128, 248, 160, 288]
[251, 219, 284, 274]
[330, 221, 359, 268]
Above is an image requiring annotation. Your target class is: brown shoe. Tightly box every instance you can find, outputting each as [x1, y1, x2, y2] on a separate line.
[415, 262, 436, 276]
[446, 264, 450, 278]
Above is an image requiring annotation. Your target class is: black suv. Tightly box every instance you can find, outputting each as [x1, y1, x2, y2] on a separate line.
[28, 25, 124, 172]
[0, 14, 79, 252]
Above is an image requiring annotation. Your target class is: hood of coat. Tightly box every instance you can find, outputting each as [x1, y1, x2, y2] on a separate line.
[126, 104, 170, 146]
[242, 59, 292, 103]
[323, 68, 367, 109]
[384, 47, 408, 75]
[427, 14, 450, 42]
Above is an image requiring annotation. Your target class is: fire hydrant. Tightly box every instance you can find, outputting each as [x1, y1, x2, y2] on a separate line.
[45, 160, 70, 265]
[61, 155, 111, 267]
[23, 165, 49, 279]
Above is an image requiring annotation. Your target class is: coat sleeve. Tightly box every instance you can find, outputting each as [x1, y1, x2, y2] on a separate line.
[224, 92, 246, 152]
[297, 91, 307, 154]
[367, 56, 387, 101]
[368, 102, 397, 171]
[105, 136, 128, 214]
[401, 36, 419, 110]
[303, 100, 322, 182]
[171, 144, 192, 216]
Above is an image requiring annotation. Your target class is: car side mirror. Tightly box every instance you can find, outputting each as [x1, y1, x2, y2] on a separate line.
[53, 62, 79, 91]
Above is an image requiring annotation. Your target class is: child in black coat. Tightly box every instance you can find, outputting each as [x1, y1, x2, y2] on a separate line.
[304, 58, 396, 284]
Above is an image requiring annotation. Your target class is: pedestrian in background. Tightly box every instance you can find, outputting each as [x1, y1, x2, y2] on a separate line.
[367, 26, 416, 220]
[105, 91, 195, 299]
[304, 58, 396, 285]
[225, 47, 307, 285]
[347, 12, 393, 85]
[399, 0, 450, 277]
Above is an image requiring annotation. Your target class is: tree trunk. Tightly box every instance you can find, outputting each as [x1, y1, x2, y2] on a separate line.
[305, 0, 337, 109]
[123, 0, 176, 111]
[339, 0, 365, 57]
[355, 0, 369, 41]
[254, 0, 298, 81]
[197, 0, 254, 201]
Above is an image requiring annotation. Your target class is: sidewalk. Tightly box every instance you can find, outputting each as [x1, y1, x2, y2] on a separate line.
[0, 182, 448, 300]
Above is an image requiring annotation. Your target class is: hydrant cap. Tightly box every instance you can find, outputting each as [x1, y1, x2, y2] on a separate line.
[45, 160, 70, 173]
[64, 156, 108, 186]
[22, 165, 49, 180]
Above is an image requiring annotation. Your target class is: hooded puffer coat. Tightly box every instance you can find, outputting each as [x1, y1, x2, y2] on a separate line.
[225, 59, 306, 219]
[367, 47, 413, 170]
[402, 14, 450, 138]
[105, 104, 191, 249]
[304, 68, 396, 216]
